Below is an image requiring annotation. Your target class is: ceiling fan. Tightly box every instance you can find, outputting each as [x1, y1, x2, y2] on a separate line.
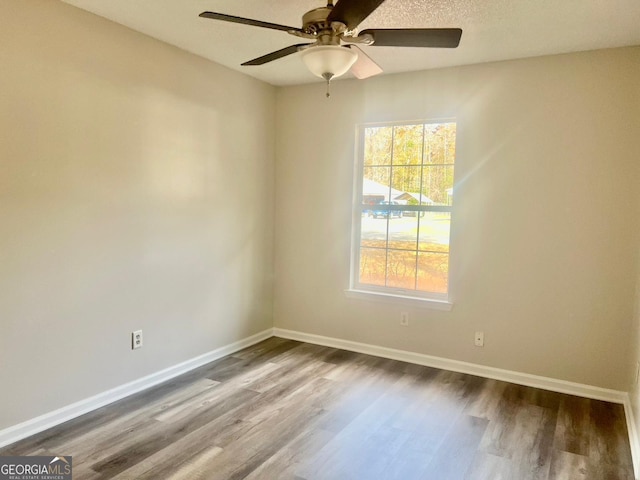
[199, 0, 462, 95]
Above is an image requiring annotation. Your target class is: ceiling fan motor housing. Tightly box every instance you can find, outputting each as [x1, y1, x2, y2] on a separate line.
[302, 7, 344, 44]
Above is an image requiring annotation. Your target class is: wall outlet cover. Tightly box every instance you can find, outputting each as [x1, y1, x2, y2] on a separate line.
[132, 330, 143, 350]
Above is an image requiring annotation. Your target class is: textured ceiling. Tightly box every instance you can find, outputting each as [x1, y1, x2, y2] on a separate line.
[61, 0, 640, 86]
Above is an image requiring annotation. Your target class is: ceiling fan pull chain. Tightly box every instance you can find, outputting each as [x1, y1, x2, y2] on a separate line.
[322, 72, 333, 98]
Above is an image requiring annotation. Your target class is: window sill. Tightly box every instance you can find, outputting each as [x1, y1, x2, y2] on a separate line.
[344, 289, 453, 311]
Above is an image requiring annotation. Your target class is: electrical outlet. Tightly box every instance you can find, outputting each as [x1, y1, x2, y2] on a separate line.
[400, 311, 409, 327]
[132, 330, 143, 350]
[474, 331, 484, 347]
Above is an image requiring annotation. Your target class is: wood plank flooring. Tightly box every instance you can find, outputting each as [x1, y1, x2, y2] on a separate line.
[1, 337, 634, 479]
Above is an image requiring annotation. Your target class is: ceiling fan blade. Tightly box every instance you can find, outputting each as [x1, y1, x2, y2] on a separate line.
[199, 11, 303, 33]
[361, 28, 463, 48]
[347, 45, 383, 79]
[241, 44, 312, 66]
[327, 0, 387, 30]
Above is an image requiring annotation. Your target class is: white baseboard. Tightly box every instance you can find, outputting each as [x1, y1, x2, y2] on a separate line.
[623, 394, 640, 480]
[273, 327, 627, 403]
[0, 328, 273, 450]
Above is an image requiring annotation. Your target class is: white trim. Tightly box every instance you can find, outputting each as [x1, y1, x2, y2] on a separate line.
[623, 393, 640, 480]
[0, 328, 274, 450]
[344, 289, 453, 310]
[272, 327, 627, 404]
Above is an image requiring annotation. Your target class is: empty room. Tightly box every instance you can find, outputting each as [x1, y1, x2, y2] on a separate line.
[1, 0, 640, 478]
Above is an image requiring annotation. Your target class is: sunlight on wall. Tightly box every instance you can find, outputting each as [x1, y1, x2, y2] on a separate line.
[142, 90, 219, 201]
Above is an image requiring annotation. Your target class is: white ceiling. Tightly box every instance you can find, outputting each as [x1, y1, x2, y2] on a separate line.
[61, 0, 640, 86]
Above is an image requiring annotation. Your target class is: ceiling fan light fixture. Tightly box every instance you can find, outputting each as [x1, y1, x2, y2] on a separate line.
[300, 45, 357, 80]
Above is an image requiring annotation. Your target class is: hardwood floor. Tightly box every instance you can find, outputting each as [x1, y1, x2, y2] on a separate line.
[1, 337, 634, 479]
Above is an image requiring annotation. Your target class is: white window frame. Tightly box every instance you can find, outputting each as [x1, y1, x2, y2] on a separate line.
[347, 119, 456, 310]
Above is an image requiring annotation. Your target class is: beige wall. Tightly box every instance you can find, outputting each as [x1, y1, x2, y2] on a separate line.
[274, 47, 640, 391]
[0, 1, 275, 429]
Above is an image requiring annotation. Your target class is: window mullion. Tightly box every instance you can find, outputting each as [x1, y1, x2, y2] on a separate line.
[384, 127, 397, 286]
[413, 124, 427, 290]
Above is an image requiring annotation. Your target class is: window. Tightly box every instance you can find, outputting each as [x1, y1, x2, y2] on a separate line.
[350, 121, 456, 304]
